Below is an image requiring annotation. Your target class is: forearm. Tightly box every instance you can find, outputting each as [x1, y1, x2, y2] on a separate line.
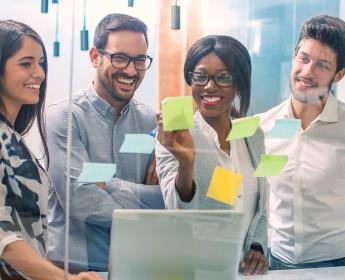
[2, 240, 74, 280]
[175, 161, 195, 202]
[104, 178, 164, 209]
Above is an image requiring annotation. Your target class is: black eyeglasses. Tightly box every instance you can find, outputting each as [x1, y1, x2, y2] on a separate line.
[97, 49, 153, 71]
[189, 71, 234, 87]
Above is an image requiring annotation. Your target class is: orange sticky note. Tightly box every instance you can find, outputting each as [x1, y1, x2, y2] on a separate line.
[206, 166, 243, 206]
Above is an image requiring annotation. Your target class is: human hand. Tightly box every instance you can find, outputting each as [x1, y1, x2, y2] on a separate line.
[95, 182, 105, 190]
[144, 156, 159, 185]
[70, 271, 104, 280]
[156, 112, 195, 165]
[239, 249, 268, 276]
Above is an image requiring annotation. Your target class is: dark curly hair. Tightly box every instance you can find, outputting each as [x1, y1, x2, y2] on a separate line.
[295, 15, 345, 72]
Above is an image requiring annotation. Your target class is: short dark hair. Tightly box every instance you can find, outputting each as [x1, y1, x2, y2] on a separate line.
[0, 20, 49, 166]
[295, 15, 345, 72]
[184, 35, 251, 118]
[93, 13, 148, 50]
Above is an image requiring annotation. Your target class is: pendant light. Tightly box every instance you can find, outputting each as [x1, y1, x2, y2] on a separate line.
[41, 0, 49, 13]
[171, 0, 180, 30]
[53, 1, 60, 57]
[80, 0, 89, 51]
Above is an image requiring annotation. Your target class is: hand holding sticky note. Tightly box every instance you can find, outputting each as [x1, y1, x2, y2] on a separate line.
[253, 154, 288, 177]
[119, 134, 156, 154]
[77, 162, 116, 183]
[161, 96, 194, 131]
[226, 116, 260, 141]
[267, 119, 301, 139]
[206, 166, 243, 206]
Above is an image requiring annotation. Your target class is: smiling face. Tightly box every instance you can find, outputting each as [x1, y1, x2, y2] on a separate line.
[192, 52, 236, 122]
[91, 30, 148, 110]
[0, 36, 45, 121]
[290, 38, 343, 104]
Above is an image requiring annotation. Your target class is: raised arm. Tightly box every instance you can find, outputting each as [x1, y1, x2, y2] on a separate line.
[155, 113, 196, 204]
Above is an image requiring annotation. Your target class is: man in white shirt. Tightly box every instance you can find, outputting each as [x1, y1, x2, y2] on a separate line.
[260, 15, 345, 270]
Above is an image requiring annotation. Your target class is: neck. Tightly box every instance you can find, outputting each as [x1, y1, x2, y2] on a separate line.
[93, 80, 128, 121]
[203, 113, 231, 153]
[0, 98, 20, 126]
[291, 94, 328, 129]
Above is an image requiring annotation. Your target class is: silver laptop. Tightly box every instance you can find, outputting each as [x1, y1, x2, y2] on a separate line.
[108, 209, 246, 280]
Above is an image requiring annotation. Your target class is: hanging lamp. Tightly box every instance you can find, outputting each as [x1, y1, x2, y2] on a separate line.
[80, 0, 89, 51]
[41, 0, 49, 13]
[53, 1, 60, 57]
[171, 0, 180, 30]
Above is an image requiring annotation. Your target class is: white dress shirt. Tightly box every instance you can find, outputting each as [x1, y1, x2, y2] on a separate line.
[194, 112, 258, 230]
[260, 94, 345, 264]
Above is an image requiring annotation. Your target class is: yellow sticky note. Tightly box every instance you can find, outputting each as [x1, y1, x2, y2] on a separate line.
[161, 96, 194, 131]
[253, 154, 288, 177]
[226, 116, 260, 141]
[206, 166, 243, 206]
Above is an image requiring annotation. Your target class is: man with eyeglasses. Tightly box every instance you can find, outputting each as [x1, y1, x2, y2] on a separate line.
[45, 13, 164, 272]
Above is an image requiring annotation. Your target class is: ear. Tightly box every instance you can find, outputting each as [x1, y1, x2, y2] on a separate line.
[89, 47, 101, 68]
[334, 68, 345, 83]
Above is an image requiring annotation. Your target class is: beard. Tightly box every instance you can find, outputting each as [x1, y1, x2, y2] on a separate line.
[97, 70, 139, 103]
[290, 75, 333, 104]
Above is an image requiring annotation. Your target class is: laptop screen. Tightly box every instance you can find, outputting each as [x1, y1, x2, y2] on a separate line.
[109, 209, 246, 280]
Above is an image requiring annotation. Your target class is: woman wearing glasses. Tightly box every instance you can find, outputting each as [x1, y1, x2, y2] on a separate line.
[155, 35, 268, 276]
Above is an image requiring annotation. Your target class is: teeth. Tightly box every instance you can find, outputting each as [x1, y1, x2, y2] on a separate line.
[25, 84, 40, 89]
[117, 77, 134, 84]
[202, 96, 221, 103]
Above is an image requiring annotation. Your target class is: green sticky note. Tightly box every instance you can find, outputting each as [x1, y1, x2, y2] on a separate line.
[77, 162, 116, 183]
[226, 116, 260, 141]
[162, 96, 194, 131]
[119, 134, 156, 154]
[253, 154, 288, 177]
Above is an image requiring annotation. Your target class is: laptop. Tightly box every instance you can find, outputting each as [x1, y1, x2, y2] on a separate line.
[108, 209, 246, 280]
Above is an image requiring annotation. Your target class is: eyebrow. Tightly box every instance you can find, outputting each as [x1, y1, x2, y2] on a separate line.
[299, 51, 332, 66]
[18, 56, 44, 62]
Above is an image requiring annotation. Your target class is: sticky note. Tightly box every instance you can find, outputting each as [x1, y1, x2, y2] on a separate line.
[119, 134, 156, 154]
[253, 154, 288, 177]
[161, 96, 194, 131]
[77, 162, 116, 182]
[206, 166, 243, 206]
[267, 119, 301, 139]
[226, 116, 260, 141]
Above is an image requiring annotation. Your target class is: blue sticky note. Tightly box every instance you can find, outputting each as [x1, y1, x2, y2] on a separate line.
[119, 134, 156, 154]
[77, 162, 116, 183]
[267, 119, 301, 139]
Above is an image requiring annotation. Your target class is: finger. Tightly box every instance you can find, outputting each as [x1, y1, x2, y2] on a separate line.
[238, 260, 245, 273]
[253, 256, 266, 275]
[151, 171, 159, 185]
[244, 250, 258, 275]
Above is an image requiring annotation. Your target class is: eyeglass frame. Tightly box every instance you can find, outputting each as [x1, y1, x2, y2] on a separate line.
[97, 48, 153, 71]
[188, 71, 234, 87]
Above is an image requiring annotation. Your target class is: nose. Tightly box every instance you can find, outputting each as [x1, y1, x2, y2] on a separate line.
[32, 63, 45, 81]
[123, 60, 137, 76]
[204, 77, 217, 91]
[301, 61, 316, 76]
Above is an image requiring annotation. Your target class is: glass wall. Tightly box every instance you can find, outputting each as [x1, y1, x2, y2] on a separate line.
[201, 0, 344, 114]
[1, 0, 345, 278]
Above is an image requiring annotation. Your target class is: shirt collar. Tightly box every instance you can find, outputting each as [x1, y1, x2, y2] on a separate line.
[194, 111, 230, 148]
[0, 112, 14, 130]
[284, 94, 338, 123]
[317, 93, 338, 123]
[86, 84, 132, 118]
